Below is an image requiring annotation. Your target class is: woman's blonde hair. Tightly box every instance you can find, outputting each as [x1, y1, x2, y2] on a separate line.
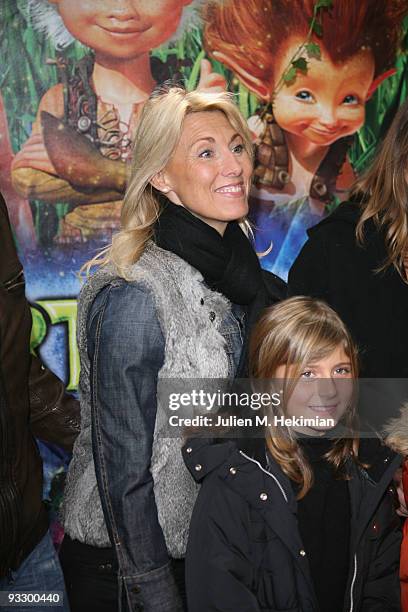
[249, 296, 359, 498]
[86, 86, 253, 279]
[353, 98, 408, 281]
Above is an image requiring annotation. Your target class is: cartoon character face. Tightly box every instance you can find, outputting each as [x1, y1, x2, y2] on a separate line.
[48, 0, 192, 59]
[275, 344, 354, 435]
[155, 110, 253, 234]
[273, 36, 375, 146]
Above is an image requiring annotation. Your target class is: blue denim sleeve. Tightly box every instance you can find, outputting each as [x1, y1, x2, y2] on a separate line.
[88, 281, 183, 612]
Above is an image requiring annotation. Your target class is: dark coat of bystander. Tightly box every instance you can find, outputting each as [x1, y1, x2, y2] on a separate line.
[0, 192, 80, 578]
[288, 200, 408, 378]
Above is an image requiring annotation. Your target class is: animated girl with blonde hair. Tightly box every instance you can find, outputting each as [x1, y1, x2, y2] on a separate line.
[11, 0, 225, 244]
[202, 0, 408, 278]
[184, 296, 402, 611]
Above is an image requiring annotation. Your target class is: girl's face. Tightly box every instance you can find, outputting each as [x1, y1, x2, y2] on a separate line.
[275, 344, 354, 436]
[49, 0, 192, 60]
[273, 36, 375, 147]
[156, 111, 253, 235]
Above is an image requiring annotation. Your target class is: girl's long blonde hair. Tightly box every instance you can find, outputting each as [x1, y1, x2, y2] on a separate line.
[249, 296, 360, 498]
[85, 86, 254, 280]
[353, 98, 408, 281]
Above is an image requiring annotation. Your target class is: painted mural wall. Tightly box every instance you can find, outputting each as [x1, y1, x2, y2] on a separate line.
[1, 0, 407, 393]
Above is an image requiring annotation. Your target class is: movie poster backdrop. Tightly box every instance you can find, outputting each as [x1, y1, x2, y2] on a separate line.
[0, 0, 407, 521]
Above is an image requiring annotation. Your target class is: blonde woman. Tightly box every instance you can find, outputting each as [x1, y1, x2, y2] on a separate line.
[59, 87, 285, 612]
[184, 297, 401, 611]
[289, 98, 408, 378]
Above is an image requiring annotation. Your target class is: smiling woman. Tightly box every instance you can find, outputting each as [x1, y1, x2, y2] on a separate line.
[59, 86, 285, 612]
[150, 111, 253, 234]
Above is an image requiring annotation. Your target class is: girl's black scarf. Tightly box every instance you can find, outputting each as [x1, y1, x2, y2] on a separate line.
[154, 198, 284, 376]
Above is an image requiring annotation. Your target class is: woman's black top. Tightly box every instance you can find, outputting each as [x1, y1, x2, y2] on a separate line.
[288, 200, 408, 378]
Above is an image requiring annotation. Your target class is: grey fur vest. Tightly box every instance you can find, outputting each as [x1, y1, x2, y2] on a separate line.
[61, 242, 231, 556]
[384, 403, 408, 456]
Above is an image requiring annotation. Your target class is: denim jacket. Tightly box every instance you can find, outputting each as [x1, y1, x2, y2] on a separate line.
[62, 243, 245, 612]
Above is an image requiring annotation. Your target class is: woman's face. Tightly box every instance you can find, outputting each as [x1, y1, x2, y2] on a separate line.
[275, 344, 354, 436]
[273, 36, 375, 147]
[49, 0, 191, 60]
[158, 111, 253, 234]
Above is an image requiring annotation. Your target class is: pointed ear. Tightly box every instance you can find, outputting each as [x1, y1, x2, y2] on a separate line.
[212, 51, 271, 102]
[366, 68, 397, 100]
[149, 171, 171, 194]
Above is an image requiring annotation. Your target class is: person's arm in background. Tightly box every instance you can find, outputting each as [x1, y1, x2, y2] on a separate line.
[287, 231, 330, 300]
[0, 191, 80, 451]
[28, 356, 80, 453]
[88, 281, 182, 612]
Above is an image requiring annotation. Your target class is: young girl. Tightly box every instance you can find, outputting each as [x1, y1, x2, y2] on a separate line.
[184, 296, 402, 611]
[202, 0, 408, 278]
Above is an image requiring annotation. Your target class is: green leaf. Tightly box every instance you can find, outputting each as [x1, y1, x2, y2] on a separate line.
[283, 67, 297, 84]
[312, 21, 323, 36]
[186, 49, 205, 91]
[305, 42, 321, 59]
[316, 0, 333, 8]
[292, 57, 308, 74]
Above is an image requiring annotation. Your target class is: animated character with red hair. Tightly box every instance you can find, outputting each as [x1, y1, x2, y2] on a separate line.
[203, 0, 408, 278]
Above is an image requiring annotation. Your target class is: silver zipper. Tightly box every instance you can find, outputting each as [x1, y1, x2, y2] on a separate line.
[239, 450, 288, 502]
[3, 270, 24, 292]
[349, 553, 357, 612]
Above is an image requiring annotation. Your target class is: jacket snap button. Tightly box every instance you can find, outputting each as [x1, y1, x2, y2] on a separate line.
[195, 464, 202, 471]
[384, 457, 389, 463]
[260, 492, 268, 501]
[209, 311, 216, 322]
[229, 467, 237, 475]
[132, 585, 141, 594]
[186, 447, 192, 453]
[299, 549, 306, 556]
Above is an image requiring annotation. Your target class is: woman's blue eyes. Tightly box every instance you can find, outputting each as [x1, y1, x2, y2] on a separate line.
[198, 143, 244, 158]
[232, 143, 244, 153]
[198, 149, 213, 159]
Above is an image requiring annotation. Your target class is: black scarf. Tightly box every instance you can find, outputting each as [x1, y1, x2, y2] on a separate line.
[154, 198, 284, 376]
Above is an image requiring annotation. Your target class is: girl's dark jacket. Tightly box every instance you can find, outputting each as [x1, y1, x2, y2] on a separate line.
[183, 436, 402, 612]
[0, 193, 80, 577]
